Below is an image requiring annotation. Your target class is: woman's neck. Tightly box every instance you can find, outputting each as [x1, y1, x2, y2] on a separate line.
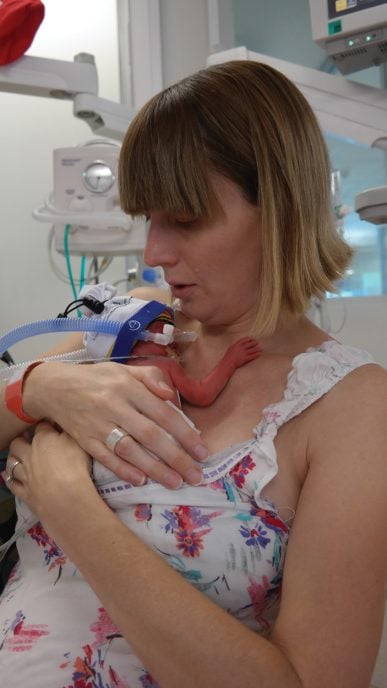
[177, 309, 331, 360]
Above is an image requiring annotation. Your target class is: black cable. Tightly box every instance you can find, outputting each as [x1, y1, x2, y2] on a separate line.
[57, 297, 106, 319]
[0, 351, 14, 366]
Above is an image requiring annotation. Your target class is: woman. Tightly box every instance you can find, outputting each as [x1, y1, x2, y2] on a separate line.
[1, 60, 387, 688]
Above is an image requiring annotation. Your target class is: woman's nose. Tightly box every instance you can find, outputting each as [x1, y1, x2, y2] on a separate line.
[143, 221, 177, 267]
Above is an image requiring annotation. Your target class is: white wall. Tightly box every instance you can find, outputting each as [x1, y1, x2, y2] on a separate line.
[159, 0, 209, 86]
[0, 0, 125, 361]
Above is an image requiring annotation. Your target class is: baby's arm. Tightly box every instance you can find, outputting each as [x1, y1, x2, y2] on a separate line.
[164, 337, 261, 406]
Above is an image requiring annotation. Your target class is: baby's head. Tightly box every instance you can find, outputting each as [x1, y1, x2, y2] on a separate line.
[78, 283, 182, 363]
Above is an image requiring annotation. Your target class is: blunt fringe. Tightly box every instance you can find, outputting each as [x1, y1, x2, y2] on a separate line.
[119, 60, 353, 335]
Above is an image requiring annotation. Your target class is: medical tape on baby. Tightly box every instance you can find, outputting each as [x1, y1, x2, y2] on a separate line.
[110, 301, 174, 362]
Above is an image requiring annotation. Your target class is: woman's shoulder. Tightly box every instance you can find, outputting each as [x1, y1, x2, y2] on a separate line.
[257, 340, 382, 439]
[324, 353, 386, 408]
[303, 343, 387, 445]
[274, 340, 374, 407]
[308, 340, 383, 388]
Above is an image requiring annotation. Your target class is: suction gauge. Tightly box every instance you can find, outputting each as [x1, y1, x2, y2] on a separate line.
[82, 161, 115, 193]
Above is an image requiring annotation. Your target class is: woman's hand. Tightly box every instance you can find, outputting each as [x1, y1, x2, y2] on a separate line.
[2, 423, 92, 523]
[22, 361, 207, 489]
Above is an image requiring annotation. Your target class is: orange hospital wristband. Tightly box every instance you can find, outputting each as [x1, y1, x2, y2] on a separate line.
[5, 361, 44, 424]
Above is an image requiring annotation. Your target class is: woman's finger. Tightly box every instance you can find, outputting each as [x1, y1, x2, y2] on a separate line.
[33, 420, 59, 435]
[131, 365, 176, 398]
[9, 434, 33, 459]
[92, 435, 186, 489]
[90, 405, 204, 487]
[86, 437, 148, 486]
[78, 370, 208, 484]
[4, 453, 27, 486]
[131, 370, 208, 460]
[113, 414, 204, 487]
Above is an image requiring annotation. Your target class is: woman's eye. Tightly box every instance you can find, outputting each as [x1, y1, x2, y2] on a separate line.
[174, 217, 197, 228]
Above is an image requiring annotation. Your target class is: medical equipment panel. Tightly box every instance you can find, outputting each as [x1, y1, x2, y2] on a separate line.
[54, 145, 119, 211]
[33, 143, 147, 257]
[309, 0, 387, 73]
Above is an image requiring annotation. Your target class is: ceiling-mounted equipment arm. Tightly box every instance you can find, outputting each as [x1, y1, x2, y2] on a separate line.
[0, 53, 98, 98]
[73, 93, 136, 140]
[0, 53, 133, 140]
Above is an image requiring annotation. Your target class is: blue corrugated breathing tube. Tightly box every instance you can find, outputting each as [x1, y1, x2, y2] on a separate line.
[0, 318, 123, 357]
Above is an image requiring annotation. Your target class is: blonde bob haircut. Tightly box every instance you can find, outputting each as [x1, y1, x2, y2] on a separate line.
[119, 60, 353, 335]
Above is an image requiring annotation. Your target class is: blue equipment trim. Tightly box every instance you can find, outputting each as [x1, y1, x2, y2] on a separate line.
[110, 300, 173, 363]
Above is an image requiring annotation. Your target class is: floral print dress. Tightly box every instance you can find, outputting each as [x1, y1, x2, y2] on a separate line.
[0, 341, 373, 687]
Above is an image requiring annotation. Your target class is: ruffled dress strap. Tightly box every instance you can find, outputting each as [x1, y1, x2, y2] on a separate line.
[248, 341, 374, 507]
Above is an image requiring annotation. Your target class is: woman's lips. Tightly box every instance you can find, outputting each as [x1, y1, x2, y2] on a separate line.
[169, 283, 195, 298]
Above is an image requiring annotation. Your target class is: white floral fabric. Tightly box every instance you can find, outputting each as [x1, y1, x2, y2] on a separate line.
[0, 341, 373, 687]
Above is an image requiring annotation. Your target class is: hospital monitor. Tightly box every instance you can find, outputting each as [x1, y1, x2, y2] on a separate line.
[309, 0, 387, 73]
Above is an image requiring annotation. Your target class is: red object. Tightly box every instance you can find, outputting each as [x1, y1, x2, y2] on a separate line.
[5, 360, 44, 423]
[0, 0, 45, 66]
[132, 323, 262, 407]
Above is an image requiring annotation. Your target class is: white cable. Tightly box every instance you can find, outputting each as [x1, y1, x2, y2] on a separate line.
[309, 295, 348, 336]
[327, 296, 348, 335]
[0, 351, 168, 383]
[86, 255, 113, 282]
[0, 350, 88, 382]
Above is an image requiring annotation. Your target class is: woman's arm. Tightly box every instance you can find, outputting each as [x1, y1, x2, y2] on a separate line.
[0, 332, 84, 450]
[1, 359, 206, 488]
[4, 422, 301, 688]
[5, 363, 387, 688]
[270, 363, 387, 688]
[0, 288, 208, 488]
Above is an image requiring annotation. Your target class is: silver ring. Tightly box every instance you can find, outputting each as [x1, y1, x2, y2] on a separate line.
[7, 457, 22, 482]
[106, 427, 129, 453]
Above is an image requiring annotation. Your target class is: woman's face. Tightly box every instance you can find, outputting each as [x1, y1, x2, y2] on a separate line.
[143, 174, 262, 330]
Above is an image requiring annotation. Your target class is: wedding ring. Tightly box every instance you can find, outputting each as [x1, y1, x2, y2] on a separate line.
[6, 457, 22, 483]
[105, 427, 129, 453]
